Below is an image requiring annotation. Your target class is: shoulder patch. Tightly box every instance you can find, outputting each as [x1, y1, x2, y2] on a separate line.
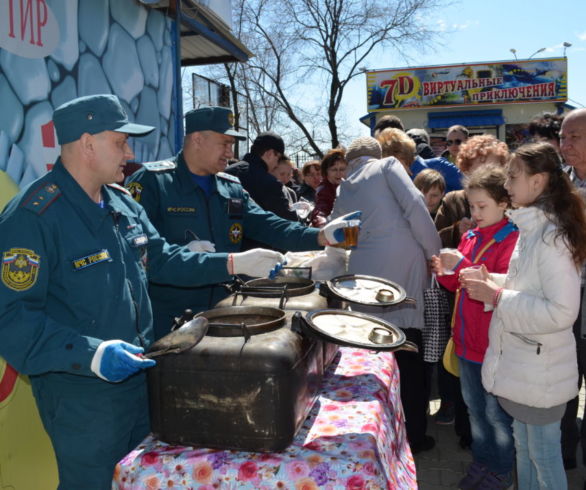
[142, 160, 176, 172]
[126, 181, 143, 202]
[107, 183, 131, 196]
[217, 172, 241, 184]
[1, 247, 40, 291]
[21, 183, 61, 215]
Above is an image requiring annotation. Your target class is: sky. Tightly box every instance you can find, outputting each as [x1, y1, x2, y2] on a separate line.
[341, 0, 586, 137]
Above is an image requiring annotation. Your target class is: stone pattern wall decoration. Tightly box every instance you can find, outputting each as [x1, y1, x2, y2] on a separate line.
[0, 0, 177, 190]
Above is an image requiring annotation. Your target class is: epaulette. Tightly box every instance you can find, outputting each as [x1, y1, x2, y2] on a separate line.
[217, 172, 241, 184]
[107, 183, 131, 196]
[142, 160, 176, 172]
[21, 183, 61, 215]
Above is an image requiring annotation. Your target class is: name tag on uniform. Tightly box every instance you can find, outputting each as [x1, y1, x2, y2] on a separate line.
[72, 250, 112, 270]
[228, 198, 243, 219]
[132, 234, 148, 247]
[166, 206, 196, 215]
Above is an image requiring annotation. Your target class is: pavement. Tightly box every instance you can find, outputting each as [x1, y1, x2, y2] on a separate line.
[413, 374, 586, 489]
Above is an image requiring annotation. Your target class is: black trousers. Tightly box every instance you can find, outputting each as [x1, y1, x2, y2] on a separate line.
[395, 328, 431, 445]
[561, 287, 586, 464]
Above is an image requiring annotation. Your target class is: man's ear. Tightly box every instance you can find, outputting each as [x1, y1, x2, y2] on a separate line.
[78, 133, 94, 157]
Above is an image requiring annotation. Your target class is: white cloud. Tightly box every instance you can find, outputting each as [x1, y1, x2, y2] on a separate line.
[578, 31, 586, 41]
[435, 18, 477, 33]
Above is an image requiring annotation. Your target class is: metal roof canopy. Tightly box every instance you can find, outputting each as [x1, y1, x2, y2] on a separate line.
[147, 0, 253, 66]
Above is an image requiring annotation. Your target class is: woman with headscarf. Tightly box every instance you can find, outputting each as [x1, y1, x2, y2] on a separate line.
[330, 135, 441, 454]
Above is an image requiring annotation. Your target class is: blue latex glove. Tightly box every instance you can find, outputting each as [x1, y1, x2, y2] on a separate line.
[268, 258, 288, 280]
[322, 211, 362, 245]
[91, 340, 156, 383]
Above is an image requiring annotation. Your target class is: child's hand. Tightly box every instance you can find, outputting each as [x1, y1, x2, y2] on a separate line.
[438, 249, 463, 273]
[459, 264, 489, 286]
[464, 276, 499, 304]
[430, 255, 442, 275]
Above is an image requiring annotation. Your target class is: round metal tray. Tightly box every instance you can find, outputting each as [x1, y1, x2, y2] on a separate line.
[325, 274, 409, 306]
[303, 309, 417, 352]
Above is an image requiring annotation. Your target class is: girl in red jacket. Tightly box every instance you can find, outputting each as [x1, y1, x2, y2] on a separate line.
[432, 165, 518, 490]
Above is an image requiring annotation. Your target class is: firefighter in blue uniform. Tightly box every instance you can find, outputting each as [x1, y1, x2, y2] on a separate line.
[0, 94, 288, 490]
[127, 106, 356, 340]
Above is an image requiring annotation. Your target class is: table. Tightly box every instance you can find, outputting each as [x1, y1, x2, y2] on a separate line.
[112, 347, 417, 489]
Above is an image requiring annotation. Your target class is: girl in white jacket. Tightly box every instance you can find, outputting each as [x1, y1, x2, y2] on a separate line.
[463, 142, 586, 490]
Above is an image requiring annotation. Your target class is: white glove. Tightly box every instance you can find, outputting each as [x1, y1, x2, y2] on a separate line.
[186, 239, 216, 253]
[322, 211, 362, 245]
[229, 248, 285, 277]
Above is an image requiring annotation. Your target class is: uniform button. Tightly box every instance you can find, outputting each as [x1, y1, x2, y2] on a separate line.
[72, 363, 81, 370]
[65, 343, 73, 350]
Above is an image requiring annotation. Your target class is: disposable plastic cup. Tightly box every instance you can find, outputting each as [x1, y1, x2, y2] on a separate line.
[332, 220, 360, 249]
[439, 248, 457, 275]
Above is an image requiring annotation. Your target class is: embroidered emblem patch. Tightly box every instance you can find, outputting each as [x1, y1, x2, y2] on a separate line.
[228, 223, 243, 244]
[2, 248, 40, 291]
[127, 182, 143, 202]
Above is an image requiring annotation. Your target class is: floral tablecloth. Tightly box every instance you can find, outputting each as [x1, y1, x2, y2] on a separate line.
[113, 347, 417, 489]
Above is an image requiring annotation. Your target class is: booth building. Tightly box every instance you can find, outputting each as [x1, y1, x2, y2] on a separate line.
[362, 57, 570, 153]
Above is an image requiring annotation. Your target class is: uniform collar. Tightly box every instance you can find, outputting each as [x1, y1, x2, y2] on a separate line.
[176, 151, 233, 199]
[52, 158, 111, 233]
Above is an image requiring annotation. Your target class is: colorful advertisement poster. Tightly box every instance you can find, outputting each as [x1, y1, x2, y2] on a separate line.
[366, 58, 567, 111]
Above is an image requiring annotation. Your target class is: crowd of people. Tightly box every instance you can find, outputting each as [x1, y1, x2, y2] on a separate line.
[1, 91, 586, 490]
[214, 109, 586, 490]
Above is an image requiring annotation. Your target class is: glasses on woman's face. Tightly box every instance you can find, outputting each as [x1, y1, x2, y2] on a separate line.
[446, 139, 463, 146]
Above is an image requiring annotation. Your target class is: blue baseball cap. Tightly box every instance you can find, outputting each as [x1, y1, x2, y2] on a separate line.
[185, 106, 246, 140]
[53, 94, 155, 145]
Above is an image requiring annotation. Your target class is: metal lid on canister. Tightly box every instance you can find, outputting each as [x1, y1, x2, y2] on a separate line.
[302, 309, 416, 352]
[324, 274, 408, 306]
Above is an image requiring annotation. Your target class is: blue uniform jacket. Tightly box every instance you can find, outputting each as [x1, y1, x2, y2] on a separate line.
[0, 159, 232, 390]
[126, 152, 320, 339]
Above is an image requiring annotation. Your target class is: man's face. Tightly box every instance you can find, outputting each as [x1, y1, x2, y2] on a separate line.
[90, 131, 134, 184]
[187, 131, 235, 175]
[560, 113, 586, 170]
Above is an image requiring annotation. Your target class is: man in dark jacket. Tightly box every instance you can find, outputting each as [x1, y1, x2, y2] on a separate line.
[225, 132, 298, 249]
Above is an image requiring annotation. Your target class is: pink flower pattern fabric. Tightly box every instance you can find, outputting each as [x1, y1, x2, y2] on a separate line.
[113, 348, 417, 489]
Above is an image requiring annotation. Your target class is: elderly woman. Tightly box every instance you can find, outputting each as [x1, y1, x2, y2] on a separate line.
[435, 134, 510, 248]
[310, 148, 347, 227]
[330, 135, 441, 454]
